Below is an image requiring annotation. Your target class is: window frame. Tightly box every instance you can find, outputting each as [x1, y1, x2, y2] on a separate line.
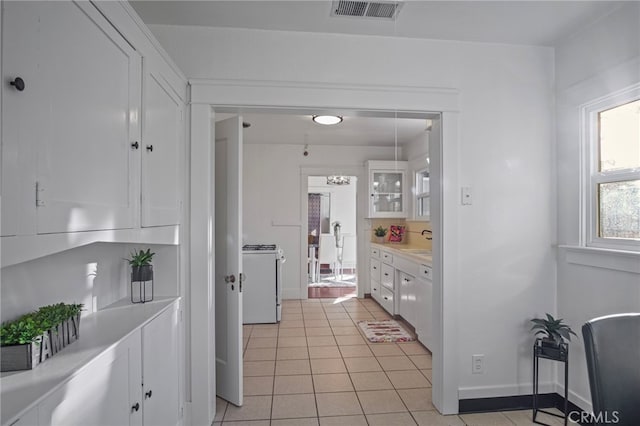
[581, 84, 640, 252]
[415, 168, 430, 220]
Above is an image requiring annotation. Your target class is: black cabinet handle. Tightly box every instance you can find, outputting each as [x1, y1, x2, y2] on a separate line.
[131, 402, 140, 412]
[384, 297, 389, 300]
[145, 390, 153, 399]
[146, 145, 153, 152]
[10, 77, 25, 91]
[131, 141, 139, 150]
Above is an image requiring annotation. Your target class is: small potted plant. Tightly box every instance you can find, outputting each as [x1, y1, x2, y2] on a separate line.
[374, 226, 388, 243]
[1, 302, 83, 371]
[530, 313, 577, 360]
[127, 248, 155, 303]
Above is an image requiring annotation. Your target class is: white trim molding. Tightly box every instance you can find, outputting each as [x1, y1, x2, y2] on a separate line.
[559, 245, 640, 274]
[189, 79, 461, 415]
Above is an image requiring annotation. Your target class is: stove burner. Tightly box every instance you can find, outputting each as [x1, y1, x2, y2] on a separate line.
[242, 244, 277, 251]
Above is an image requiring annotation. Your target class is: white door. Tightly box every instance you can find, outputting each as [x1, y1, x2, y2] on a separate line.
[214, 116, 243, 406]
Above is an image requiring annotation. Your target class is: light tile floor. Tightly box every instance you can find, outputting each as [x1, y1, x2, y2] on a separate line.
[213, 296, 565, 426]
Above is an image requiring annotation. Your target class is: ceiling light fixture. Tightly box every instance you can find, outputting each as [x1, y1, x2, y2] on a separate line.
[312, 115, 343, 125]
[327, 175, 351, 185]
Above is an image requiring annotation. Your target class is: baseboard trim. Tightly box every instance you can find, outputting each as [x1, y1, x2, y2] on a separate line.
[459, 393, 590, 425]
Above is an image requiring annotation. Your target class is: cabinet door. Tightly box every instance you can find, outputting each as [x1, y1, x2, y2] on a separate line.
[141, 69, 183, 227]
[1, 1, 45, 236]
[415, 277, 433, 351]
[369, 169, 406, 218]
[10, 406, 39, 426]
[38, 331, 143, 426]
[399, 272, 417, 326]
[11, 1, 141, 234]
[142, 305, 180, 426]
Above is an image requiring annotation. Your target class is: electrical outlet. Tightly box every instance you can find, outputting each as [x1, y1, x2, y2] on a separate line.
[472, 354, 484, 374]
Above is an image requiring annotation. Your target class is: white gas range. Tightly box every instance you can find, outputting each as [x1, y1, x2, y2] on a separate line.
[242, 244, 285, 323]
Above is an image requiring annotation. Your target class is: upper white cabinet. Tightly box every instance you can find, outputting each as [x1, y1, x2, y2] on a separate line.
[141, 69, 183, 227]
[2, 1, 141, 235]
[367, 160, 408, 218]
[1, 1, 186, 247]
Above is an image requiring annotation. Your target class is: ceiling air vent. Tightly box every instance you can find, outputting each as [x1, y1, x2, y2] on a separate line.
[331, 1, 402, 20]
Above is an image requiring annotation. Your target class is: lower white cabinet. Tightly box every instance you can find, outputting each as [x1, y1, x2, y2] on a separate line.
[398, 272, 416, 326]
[39, 330, 143, 426]
[32, 302, 180, 426]
[141, 302, 180, 426]
[415, 265, 433, 351]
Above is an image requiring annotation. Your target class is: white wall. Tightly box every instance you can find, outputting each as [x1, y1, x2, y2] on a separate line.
[554, 2, 640, 411]
[308, 175, 357, 236]
[1, 243, 179, 322]
[152, 24, 556, 400]
[243, 143, 397, 299]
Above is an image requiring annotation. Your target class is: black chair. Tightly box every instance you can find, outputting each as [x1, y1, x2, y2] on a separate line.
[582, 313, 640, 425]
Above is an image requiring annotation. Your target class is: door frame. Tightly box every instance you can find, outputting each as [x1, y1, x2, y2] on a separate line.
[188, 79, 461, 422]
[301, 168, 364, 299]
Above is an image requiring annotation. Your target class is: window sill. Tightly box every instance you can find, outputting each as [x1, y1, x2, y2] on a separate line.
[558, 245, 640, 274]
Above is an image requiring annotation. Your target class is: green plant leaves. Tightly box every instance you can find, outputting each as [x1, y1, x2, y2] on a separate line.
[374, 226, 388, 237]
[530, 313, 577, 345]
[1, 303, 84, 346]
[127, 248, 156, 267]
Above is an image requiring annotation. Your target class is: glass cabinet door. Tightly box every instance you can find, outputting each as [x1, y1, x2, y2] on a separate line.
[371, 171, 404, 214]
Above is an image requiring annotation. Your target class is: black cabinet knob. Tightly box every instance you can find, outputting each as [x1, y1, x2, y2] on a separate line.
[145, 390, 153, 399]
[146, 145, 153, 152]
[131, 402, 140, 412]
[10, 77, 25, 91]
[131, 141, 139, 150]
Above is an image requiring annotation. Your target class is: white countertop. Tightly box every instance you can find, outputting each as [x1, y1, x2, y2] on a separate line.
[371, 242, 433, 265]
[0, 297, 180, 425]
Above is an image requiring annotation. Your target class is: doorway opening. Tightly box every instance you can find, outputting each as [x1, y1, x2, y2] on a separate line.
[307, 176, 358, 298]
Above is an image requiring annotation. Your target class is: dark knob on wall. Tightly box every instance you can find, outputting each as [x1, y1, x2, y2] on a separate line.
[10, 77, 25, 91]
[131, 141, 139, 150]
[146, 145, 153, 152]
[145, 390, 153, 399]
[131, 403, 140, 412]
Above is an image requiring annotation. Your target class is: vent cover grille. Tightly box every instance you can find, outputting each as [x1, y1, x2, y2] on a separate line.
[332, 1, 402, 19]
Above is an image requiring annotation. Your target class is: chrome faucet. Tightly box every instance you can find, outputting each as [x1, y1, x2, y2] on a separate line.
[421, 229, 433, 240]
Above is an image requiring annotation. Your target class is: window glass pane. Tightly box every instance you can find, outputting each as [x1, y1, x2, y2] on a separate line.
[598, 99, 640, 172]
[598, 179, 640, 239]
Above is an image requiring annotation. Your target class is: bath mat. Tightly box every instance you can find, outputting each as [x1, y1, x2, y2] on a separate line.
[358, 320, 415, 343]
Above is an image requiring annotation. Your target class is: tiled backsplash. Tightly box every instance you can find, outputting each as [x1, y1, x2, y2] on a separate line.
[370, 219, 432, 251]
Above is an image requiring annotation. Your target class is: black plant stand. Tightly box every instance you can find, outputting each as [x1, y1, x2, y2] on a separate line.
[532, 339, 568, 426]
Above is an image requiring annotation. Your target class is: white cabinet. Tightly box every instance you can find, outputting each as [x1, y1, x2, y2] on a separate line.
[398, 271, 416, 327]
[415, 265, 433, 351]
[8, 407, 38, 426]
[2, 0, 141, 235]
[141, 69, 183, 227]
[366, 161, 408, 218]
[141, 303, 181, 426]
[32, 303, 180, 426]
[39, 330, 143, 426]
[1, 1, 186, 262]
[380, 262, 395, 291]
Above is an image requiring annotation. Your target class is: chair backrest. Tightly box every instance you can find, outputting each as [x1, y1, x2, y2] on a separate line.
[318, 234, 337, 264]
[341, 234, 357, 264]
[582, 313, 640, 425]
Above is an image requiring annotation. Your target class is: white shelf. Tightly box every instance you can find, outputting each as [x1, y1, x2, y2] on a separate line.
[1, 225, 180, 268]
[0, 297, 180, 425]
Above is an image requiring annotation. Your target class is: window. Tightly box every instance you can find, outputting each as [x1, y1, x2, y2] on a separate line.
[416, 168, 430, 219]
[584, 86, 640, 251]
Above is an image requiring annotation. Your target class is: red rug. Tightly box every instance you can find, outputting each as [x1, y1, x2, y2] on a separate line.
[358, 320, 415, 343]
